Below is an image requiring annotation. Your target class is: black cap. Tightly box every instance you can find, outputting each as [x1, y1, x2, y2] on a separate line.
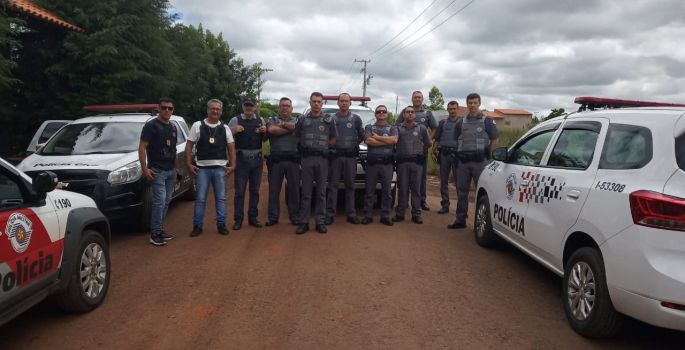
[241, 96, 257, 106]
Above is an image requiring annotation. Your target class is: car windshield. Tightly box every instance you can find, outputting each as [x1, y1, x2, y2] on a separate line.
[39, 122, 144, 155]
[321, 108, 376, 126]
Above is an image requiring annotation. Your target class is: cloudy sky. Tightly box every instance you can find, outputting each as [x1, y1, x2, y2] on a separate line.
[169, 0, 685, 117]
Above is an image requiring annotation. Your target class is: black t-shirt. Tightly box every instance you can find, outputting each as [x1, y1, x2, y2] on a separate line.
[140, 118, 177, 170]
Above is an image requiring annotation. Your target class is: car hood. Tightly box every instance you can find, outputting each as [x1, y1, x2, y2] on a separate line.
[18, 152, 137, 172]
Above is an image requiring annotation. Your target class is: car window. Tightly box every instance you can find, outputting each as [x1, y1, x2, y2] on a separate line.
[38, 122, 69, 144]
[40, 122, 144, 155]
[547, 129, 599, 169]
[509, 130, 556, 166]
[172, 121, 186, 145]
[599, 124, 652, 169]
[676, 132, 685, 171]
[0, 172, 24, 208]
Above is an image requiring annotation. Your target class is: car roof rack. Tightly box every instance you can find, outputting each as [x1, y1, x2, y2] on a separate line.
[574, 96, 685, 112]
[83, 104, 159, 115]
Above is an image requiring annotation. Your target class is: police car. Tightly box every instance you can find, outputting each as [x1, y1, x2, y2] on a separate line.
[0, 157, 110, 326]
[474, 97, 685, 337]
[18, 105, 196, 230]
[301, 96, 398, 205]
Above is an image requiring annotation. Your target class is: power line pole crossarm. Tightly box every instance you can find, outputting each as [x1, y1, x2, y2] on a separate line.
[354, 59, 371, 104]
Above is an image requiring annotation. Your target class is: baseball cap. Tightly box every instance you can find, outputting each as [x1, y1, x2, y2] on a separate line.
[241, 96, 257, 106]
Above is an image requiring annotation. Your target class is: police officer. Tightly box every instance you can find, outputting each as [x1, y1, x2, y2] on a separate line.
[393, 105, 432, 224]
[326, 93, 364, 225]
[433, 100, 461, 214]
[395, 91, 437, 211]
[265, 97, 300, 226]
[228, 96, 267, 230]
[138, 97, 178, 246]
[185, 99, 237, 237]
[448, 93, 499, 229]
[361, 105, 398, 226]
[295, 92, 337, 234]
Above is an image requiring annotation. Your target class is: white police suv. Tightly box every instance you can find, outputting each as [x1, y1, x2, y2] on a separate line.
[18, 106, 196, 230]
[474, 97, 685, 337]
[0, 157, 110, 326]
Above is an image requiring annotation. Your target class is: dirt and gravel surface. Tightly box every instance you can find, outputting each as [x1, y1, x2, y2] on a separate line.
[1, 175, 683, 349]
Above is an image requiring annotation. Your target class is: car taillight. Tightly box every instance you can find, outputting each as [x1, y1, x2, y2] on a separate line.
[629, 191, 685, 231]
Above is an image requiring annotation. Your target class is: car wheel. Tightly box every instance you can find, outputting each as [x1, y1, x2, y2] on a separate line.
[138, 186, 152, 231]
[563, 247, 623, 338]
[474, 194, 498, 247]
[55, 230, 111, 312]
[182, 176, 197, 201]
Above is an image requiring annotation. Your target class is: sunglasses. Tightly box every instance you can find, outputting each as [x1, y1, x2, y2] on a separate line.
[375, 110, 388, 114]
[160, 106, 174, 111]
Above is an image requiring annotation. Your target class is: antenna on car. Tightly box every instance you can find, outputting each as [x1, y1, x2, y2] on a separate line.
[83, 104, 160, 115]
[574, 97, 685, 112]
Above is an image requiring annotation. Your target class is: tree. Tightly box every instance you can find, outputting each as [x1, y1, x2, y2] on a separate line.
[428, 85, 445, 111]
[0, 0, 20, 90]
[544, 108, 566, 121]
[258, 102, 278, 118]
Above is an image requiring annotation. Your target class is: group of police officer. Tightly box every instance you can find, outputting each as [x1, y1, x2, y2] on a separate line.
[141, 91, 499, 244]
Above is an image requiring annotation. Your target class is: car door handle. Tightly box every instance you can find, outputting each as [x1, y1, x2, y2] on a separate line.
[520, 180, 529, 187]
[567, 190, 581, 200]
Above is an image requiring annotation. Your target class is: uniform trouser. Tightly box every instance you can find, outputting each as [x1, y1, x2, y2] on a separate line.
[420, 152, 428, 206]
[193, 166, 227, 228]
[364, 163, 393, 220]
[299, 155, 329, 225]
[326, 156, 357, 219]
[150, 169, 176, 236]
[455, 160, 487, 223]
[267, 160, 300, 222]
[396, 162, 422, 218]
[234, 157, 263, 223]
[439, 153, 458, 208]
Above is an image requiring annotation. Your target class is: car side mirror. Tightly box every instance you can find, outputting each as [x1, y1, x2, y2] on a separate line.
[32, 171, 58, 200]
[492, 147, 508, 162]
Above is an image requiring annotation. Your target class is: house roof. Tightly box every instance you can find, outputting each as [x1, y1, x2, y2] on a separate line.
[9, 0, 83, 32]
[483, 111, 504, 119]
[494, 108, 532, 116]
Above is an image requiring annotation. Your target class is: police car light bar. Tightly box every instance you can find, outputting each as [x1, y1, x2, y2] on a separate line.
[575, 96, 685, 111]
[322, 95, 371, 102]
[83, 104, 160, 112]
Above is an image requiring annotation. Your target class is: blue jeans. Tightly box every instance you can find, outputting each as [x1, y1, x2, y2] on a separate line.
[193, 166, 227, 228]
[234, 157, 263, 223]
[150, 169, 177, 236]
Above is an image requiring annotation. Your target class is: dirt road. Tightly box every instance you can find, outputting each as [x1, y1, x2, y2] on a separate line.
[1, 176, 683, 349]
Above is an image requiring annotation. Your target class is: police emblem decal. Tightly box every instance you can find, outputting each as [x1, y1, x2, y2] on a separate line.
[421, 118, 426, 122]
[319, 125, 325, 131]
[505, 173, 517, 200]
[346, 123, 352, 128]
[477, 127, 483, 132]
[412, 131, 418, 136]
[6, 212, 33, 253]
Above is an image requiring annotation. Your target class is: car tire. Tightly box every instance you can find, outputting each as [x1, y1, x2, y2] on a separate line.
[138, 186, 152, 231]
[55, 230, 111, 313]
[563, 247, 623, 338]
[474, 194, 498, 247]
[182, 176, 197, 201]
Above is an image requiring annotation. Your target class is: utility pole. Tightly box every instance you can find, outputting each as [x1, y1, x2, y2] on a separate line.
[257, 67, 273, 103]
[354, 59, 371, 104]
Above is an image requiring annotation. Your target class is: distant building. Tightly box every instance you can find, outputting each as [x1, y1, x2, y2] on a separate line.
[435, 106, 533, 129]
[8, 0, 83, 32]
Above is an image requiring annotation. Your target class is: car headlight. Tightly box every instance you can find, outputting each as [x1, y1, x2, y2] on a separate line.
[107, 161, 142, 185]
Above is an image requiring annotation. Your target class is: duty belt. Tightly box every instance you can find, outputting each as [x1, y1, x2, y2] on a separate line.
[366, 155, 394, 165]
[457, 151, 486, 163]
[268, 152, 300, 163]
[438, 147, 458, 156]
[396, 155, 424, 164]
[300, 148, 328, 158]
[237, 149, 262, 159]
[332, 148, 359, 157]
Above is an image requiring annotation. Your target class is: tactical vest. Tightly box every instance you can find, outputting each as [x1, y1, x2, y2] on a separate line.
[457, 116, 488, 153]
[300, 114, 332, 150]
[334, 112, 360, 150]
[196, 120, 228, 160]
[234, 116, 264, 150]
[396, 123, 425, 156]
[414, 109, 433, 128]
[146, 118, 177, 163]
[438, 118, 459, 148]
[268, 116, 298, 154]
[366, 124, 394, 156]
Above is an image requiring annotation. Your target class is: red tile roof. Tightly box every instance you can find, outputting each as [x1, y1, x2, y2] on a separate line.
[483, 111, 504, 119]
[494, 108, 532, 116]
[9, 0, 83, 32]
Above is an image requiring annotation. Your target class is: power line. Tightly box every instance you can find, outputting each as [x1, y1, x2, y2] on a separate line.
[364, 0, 440, 59]
[374, 0, 463, 58]
[338, 60, 358, 92]
[379, 0, 477, 58]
